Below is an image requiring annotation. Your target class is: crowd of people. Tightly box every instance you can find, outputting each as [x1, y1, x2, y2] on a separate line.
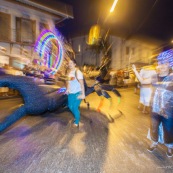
[1, 54, 173, 158]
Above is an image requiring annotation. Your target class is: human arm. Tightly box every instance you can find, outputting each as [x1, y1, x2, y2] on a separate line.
[65, 81, 69, 94]
[132, 64, 152, 84]
[55, 71, 75, 81]
[76, 70, 85, 99]
[78, 79, 85, 99]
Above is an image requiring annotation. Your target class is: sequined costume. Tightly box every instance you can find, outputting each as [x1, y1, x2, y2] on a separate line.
[150, 74, 173, 145]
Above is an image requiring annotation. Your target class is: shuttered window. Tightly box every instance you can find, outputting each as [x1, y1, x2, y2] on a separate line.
[0, 12, 11, 41]
[16, 17, 36, 43]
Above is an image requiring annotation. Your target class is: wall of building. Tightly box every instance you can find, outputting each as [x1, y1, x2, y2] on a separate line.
[70, 35, 157, 70]
[71, 36, 102, 68]
[0, 0, 59, 67]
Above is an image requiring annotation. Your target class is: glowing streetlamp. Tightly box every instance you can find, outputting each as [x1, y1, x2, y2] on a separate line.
[110, 0, 119, 13]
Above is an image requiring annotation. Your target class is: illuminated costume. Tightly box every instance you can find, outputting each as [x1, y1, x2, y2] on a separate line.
[150, 74, 173, 146]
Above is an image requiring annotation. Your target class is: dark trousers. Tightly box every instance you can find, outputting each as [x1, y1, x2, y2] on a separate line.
[150, 112, 173, 144]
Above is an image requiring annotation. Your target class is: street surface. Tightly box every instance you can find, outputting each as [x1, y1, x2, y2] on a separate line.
[0, 87, 173, 173]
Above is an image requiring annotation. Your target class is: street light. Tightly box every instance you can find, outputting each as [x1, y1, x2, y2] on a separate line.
[110, 0, 119, 13]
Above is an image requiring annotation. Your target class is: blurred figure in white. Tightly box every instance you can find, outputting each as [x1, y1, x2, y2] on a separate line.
[148, 60, 173, 157]
[132, 62, 157, 113]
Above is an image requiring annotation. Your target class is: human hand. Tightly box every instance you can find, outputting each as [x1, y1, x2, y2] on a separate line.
[132, 64, 136, 71]
[160, 108, 168, 119]
[64, 89, 69, 95]
[78, 94, 85, 99]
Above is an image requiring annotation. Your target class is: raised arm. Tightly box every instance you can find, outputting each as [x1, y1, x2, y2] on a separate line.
[132, 64, 152, 84]
[78, 79, 85, 99]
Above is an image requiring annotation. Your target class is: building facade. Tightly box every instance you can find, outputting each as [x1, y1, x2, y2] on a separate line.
[70, 35, 160, 70]
[0, 0, 73, 69]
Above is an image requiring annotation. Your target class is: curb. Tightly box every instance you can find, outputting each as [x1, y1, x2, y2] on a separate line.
[0, 95, 21, 100]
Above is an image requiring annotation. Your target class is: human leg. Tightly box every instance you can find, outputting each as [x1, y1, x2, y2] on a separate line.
[68, 92, 82, 125]
[142, 105, 150, 114]
[72, 93, 82, 125]
[150, 113, 161, 142]
[162, 117, 173, 157]
[147, 113, 161, 152]
[142, 88, 152, 114]
[139, 87, 146, 111]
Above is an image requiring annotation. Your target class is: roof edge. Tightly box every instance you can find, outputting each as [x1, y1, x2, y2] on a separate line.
[17, 0, 73, 19]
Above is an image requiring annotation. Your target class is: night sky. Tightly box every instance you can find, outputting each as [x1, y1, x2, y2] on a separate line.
[57, 0, 173, 45]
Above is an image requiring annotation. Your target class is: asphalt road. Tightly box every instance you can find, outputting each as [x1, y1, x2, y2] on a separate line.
[0, 88, 173, 173]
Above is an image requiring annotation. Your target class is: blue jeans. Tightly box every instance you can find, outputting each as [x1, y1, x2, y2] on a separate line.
[68, 92, 82, 125]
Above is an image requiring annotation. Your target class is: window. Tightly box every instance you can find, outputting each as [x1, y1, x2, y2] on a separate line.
[16, 17, 36, 43]
[0, 12, 11, 41]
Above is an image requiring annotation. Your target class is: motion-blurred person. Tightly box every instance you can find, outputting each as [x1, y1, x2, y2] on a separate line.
[133, 59, 173, 157]
[148, 60, 173, 157]
[132, 64, 157, 113]
[66, 58, 85, 128]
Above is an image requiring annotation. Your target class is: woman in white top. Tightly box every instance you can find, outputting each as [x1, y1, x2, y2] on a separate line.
[132, 64, 157, 113]
[66, 59, 85, 127]
[138, 68, 157, 113]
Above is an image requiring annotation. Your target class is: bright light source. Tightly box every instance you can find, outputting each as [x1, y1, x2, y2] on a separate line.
[110, 0, 119, 13]
[78, 44, 81, 52]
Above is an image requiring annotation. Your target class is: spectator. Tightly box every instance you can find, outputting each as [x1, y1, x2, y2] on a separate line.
[66, 58, 85, 127]
[132, 62, 157, 113]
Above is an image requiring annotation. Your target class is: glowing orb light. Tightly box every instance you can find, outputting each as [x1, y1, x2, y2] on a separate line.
[35, 29, 64, 75]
